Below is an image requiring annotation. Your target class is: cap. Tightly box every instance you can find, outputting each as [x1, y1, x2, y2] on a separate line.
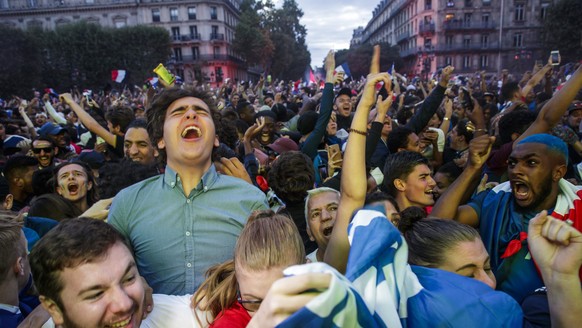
[77, 150, 105, 170]
[567, 101, 582, 115]
[38, 122, 66, 137]
[335, 88, 353, 101]
[266, 138, 299, 154]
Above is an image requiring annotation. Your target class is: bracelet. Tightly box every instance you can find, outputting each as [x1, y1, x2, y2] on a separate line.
[475, 128, 487, 133]
[348, 128, 367, 136]
[443, 117, 450, 121]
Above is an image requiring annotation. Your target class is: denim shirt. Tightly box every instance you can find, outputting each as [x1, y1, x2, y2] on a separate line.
[109, 164, 268, 295]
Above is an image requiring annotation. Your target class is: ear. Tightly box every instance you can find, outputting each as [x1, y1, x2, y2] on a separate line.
[214, 135, 220, 148]
[87, 180, 93, 191]
[40, 296, 65, 326]
[54, 147, 59, 155]
[394, 178, 406, 192]
[157, 139, 165, 150]
[153, 148, 160, 158]
[11, 256, 23, 276]
[3, 194, 13, 211]
[553, 164, 567, 181]
[306, 226, 315, 242]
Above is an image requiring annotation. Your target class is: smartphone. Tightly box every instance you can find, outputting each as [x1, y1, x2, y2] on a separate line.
[550, 51, 560, 66]
[460, 87, 474, 111]
[153, 63, 176, 85]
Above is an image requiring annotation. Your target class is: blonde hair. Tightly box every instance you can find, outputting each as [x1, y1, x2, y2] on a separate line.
[192, 210, 305, 325]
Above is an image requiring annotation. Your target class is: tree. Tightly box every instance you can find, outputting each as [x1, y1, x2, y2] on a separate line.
[232, 0, 274, 69]
[0, 26, 42, 98]
[266, 0, 311, 80]
[542, 0, 582, 62]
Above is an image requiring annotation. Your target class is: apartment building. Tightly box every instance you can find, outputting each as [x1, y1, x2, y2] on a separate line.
[0, 0, 247, 86]
[358, 0, 553, 77]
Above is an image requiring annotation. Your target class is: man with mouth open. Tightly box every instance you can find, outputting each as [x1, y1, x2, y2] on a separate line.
[431, 133, 581, 303]
[30, 217, 145, 328]
[304, 187, 340, 262]
[108, 88, 268, 295]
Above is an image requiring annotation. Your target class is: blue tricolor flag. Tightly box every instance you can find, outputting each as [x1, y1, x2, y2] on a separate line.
[278, 206, 523, 327]
[334, 62, 351, 80]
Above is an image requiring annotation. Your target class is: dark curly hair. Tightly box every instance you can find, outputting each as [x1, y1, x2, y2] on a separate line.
[267, 151, 315, 203]
[146, 87, 222, 163]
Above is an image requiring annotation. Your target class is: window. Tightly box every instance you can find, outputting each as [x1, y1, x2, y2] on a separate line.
[113, 16, 127, 28]
[210, 6, 217, 20]
[464, 13, 472, 25]
[173, 48, 182, 61]
[188, 7, 196, 20]
[463, 36, 471, 48]
[192, 47, 199, 60]
[482, 13, 489, 24]
[464, 0, 472, 7]
[463, 56, 471, 68]
[152, 9, 160, 22]
[541, 3, 549, 19]
[480, 55, 488, 68]
[213, 46, 220, 58]
[513, 33, 523, 47]
[189, 26, 198, 39]
[482, 0, 491, 5]
[424, 0, 431, 10]
[445, 35, 454, 48]
[170, 8, 178, 22]
[171, 27, 180, 41]
[447, 0, 454, 7]
[424, 38, 432, 50]
[445, 57, 453, 66]
[481, 34, 489, 48]
[515, 4, 525, 21]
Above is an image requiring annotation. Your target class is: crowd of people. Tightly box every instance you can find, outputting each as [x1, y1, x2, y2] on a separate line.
[1, 45, 581, 328]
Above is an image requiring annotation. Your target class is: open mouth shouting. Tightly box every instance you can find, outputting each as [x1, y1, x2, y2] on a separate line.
[511, 179, 530, 203]
[181, 125, 202, 140]
[67, 182, 79, 195]
[322, 225, 334, 239]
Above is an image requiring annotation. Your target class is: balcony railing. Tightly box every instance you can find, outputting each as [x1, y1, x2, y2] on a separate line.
[419, 22, 435, 35]
[399, 47, 418, 57]
[210, 33, 224, 41]
[396, 30, 410, 43]
[168, 54, 244, 64]
[434, 41, 500, 52]
[442, 20, 496, 31]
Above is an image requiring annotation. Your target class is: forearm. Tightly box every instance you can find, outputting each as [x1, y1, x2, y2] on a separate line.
[406, 84, 446, 133]
[65, 97, 115, 146]
[544, 273, 582, 328]
[522, 65, 552, 96]
[365, 122, 383, 165]
[45, 101, 67, 124]
[301, 84, 333, 160]
[431, 166, 481, 219]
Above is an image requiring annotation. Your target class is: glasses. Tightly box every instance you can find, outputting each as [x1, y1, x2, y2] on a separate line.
[236, 291, 262, 312]
[32, 147, 53, 154]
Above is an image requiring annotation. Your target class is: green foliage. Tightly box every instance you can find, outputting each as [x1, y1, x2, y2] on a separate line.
[542, 0, 582, 62]
[0, 22, 171, 97]
[330, 42, 403, 80]
[234, 0, 310, 81]
[0, 25, 42, 98]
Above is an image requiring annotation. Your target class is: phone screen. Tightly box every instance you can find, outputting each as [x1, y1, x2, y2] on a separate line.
[551, 51, 560, 66]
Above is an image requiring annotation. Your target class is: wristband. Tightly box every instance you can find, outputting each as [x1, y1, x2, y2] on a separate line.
[348, 128, 367, 136]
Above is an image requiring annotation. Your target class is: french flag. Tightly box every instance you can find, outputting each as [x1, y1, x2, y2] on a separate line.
[278, 205, 523, 327]
[303, 66, 316, 86]
[44, 88, 58, 97]
[334, 62, 352, 80]
[111, 70, 126, 83]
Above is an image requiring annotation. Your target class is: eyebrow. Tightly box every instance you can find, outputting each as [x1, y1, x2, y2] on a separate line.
[171, 104, 210, 115]
[508, 153, 539, 161]
[77, 261, 136, 297]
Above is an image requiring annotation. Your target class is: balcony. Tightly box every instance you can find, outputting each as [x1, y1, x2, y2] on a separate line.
[443, 20, 496, 31]
[396, 30, 410, 43]
[210, 33, 224, 41]
[168, 54, 245, 65]
[400, 47, 418, 58]
[419, 22, 435, 36]
[435, 41, 500, 53]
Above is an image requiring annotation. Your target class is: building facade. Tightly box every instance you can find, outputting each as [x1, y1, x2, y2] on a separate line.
[0, 0, 247, 86]
[358, 0, 553, 77]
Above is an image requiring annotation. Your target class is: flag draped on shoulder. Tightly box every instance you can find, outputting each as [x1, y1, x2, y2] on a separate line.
[278, 205, 523, 328]
[111, 70, 126, 83]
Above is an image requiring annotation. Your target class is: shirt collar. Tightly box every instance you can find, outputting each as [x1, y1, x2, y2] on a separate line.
[163, 164, 219, 192]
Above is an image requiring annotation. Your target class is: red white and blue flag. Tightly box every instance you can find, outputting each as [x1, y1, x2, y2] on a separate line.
[111, 70, 126, 83]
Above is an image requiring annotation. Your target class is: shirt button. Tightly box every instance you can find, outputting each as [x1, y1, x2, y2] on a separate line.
[186, 263, 192, 268]
[203, 186, 208, 192]
[170, 182, 175, 187]
[186, 199, 191, 204]
[185, 231, 191, 236]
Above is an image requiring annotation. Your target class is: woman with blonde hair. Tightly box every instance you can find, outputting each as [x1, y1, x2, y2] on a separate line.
[192, 210, 306, 327]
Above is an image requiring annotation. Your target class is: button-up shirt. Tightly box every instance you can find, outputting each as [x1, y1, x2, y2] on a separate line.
[109, 164, 269, 295]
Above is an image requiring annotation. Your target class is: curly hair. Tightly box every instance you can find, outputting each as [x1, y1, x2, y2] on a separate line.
[267, 151, 315, 203]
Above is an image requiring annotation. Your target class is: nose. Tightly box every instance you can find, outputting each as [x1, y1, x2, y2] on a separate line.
[428, 176, 437, 188]
[475, 270, 496, 289]
[321, 209, 333, 222]
[129, 144, 139, 155]
[108, 286, 134, 315]
[185, 107, 198, 120]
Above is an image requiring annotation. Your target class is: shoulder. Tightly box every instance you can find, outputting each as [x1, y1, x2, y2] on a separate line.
[141, 294, 206, 328]
[214, 174, 266, 199]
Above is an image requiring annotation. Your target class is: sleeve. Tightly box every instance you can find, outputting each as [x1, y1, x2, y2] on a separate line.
[405, 84, 446, 134]
[301, 83, 334, 160]
[44, 101, 67, 124]
[467, 188, 490, 221]
[107, 191, 130, 242]
[365, 121, 384, 165]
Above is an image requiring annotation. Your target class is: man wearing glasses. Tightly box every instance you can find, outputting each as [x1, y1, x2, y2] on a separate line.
[31, 138, 58, 169]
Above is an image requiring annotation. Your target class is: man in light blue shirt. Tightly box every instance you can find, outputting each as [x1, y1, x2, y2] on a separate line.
[109, 88, 268, 295]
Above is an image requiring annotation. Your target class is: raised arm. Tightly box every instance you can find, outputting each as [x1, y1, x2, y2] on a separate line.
[521, 59, 553, 98]
[324, 45, 392, 273]
[60, 93, 117, 147]
[516, 64, 582, 145]
[430, 134, 495, 226]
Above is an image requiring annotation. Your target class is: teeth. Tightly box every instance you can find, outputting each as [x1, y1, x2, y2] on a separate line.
[111, 317, 131, 328]
[181, 126, 201, 138]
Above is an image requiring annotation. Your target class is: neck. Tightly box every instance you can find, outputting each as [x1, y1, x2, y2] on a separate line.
[11, 189, 27, 203]
[168, 162, 210, 196]
[73, 198, 89, 213]
[316, 246, 327, 262]
[396, 194, 414, 212]
[0, 277, 19, 306]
